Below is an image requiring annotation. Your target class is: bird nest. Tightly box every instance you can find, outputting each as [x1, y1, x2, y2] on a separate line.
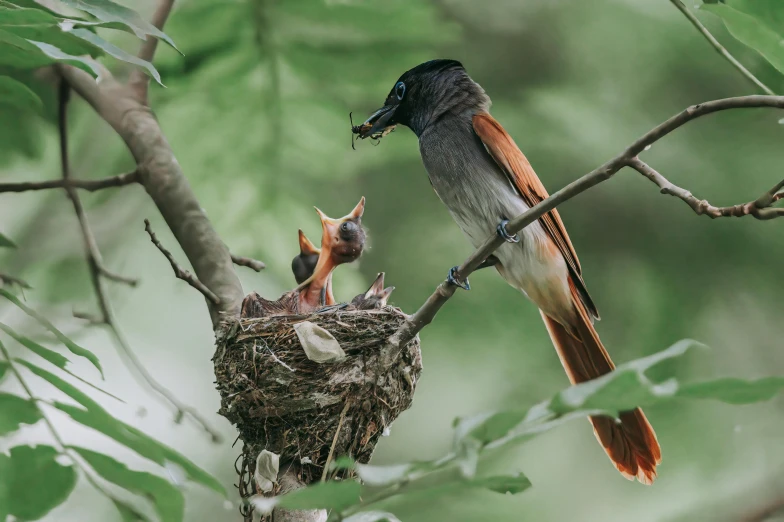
[213, 306, 422, 491]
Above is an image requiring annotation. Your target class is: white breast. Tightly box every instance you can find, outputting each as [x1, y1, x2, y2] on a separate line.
[419, 121, 574, 324]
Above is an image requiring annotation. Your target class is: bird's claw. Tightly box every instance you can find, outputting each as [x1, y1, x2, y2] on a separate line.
[497, 219, 519, 243]
[447, 266, 470, 290]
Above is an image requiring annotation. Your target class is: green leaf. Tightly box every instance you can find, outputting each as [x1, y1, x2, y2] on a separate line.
[0, 231, 16, 248]
[701, 2, 784, 74]
[253, 481, 361, 514]
[0, 28, 50, 68]
[0, 322, 68, 369]
[0, 322, 122, 402]
[53, 402, 224, 495]
[26, 39, 102, 76]
[57, 0, 179, 52]
[282, 480, 361, 511]
[0, 289, 104, 376]
[111, 500, 151, 522]
[355, 463, 413, 487]
[70, 447, 185, 522]
[67, 27, 162, 85]
[470, 472, 531, 495]
[0, 445, 77, 521]
[678, 376, 784, 404]
[0, 392, 42, 435]
[455, 341, 693, 448]
[16, 358, 104, 408]
[0, 6, 99, 57]
[344, 512, 402, 522]
[0, 75, 42, 112]
[13, 358, 224, 496]
[0, 361, 8, 382]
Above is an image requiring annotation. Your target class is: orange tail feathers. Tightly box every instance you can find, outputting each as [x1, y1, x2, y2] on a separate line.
[540, 282, 662, 485]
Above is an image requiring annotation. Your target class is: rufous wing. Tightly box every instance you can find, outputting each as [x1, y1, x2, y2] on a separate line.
[472, 112, 598, 320]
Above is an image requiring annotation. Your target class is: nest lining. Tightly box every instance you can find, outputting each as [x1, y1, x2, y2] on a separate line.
[214, 306, 422, 487]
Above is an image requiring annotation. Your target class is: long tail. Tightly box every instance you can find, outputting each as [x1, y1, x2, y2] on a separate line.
[540, 281, 662, 485]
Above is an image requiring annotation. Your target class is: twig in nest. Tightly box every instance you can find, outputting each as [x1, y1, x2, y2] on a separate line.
[231, 253, 266, 272]
[322, 400, 351, 481]
[265, 345, 295, 373]
[144, 219, 221, 305]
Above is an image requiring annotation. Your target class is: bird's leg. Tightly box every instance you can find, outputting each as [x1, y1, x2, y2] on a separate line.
[446, 254, 499, 291]
[446, 266, 470, 291]
[497, 219, 519, 243]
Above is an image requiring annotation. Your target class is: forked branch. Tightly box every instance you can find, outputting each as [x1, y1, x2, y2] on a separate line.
[144, 219, 221, 305]
[628, 158, 784, 220]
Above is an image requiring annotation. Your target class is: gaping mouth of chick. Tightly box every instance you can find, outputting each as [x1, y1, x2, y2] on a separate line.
[352, 105, 397, 140]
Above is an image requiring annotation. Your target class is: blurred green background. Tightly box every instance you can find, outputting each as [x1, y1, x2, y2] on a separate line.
[2, 0, 784, 520]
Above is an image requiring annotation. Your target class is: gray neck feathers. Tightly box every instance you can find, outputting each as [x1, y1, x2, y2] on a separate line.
[408, 70, 491, 136]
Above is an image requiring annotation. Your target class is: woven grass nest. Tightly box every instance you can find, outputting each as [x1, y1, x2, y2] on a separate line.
[214, 305, 422, 486]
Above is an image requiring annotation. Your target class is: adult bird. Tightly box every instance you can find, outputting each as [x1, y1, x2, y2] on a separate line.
[355, 59, 661, 484]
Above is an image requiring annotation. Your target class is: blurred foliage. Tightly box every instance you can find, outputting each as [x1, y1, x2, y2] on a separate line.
[0, 290, 223, 521]
[701, 0, 784, 75]
[1, 0, 784, 521]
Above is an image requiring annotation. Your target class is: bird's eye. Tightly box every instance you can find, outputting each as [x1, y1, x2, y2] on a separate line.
[395, 81, 406, 100]
[340, 222, 350, 232]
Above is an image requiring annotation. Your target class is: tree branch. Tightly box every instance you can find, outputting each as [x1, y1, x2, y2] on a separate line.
[144, 219, 221, 305]
[58, 62, 243, 327]
[0, 171, 139, 193]
[130, 0, 176, 103]
[669, 0, 775, 96]
[231, 253, 266, 272]
[628, 157, 784, 220]
[386, 95, 784, 353]
[58, 79, 221, 442]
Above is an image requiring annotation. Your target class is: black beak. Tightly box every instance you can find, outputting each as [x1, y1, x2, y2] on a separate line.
[356, 105, 397, 139]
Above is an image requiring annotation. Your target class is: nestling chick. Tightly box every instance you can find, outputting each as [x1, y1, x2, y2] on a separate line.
[291, 230, 321, 285]
[350, 272, 395, 310]
[297, 197, 366, 312]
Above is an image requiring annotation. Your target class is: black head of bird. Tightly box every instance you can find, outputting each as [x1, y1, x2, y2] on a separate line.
[354, 59, 489, 140]
[292, 229, 321, 285]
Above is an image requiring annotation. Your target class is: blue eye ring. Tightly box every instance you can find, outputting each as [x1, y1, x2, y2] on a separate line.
[395, 81, 406, 100]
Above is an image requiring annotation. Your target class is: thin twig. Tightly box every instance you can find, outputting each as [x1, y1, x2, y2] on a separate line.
[231, 253, 266, 272]
[143, 219, 221, 305]
[669, 0, 775, 96]
[385, 94, 784, 354]
[130, 0, 176, 103]
[628, 157, 784, 219]
[58, 79, 222, 442]
[0, 171, 139, 193]
[322, 400, 351, 482]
